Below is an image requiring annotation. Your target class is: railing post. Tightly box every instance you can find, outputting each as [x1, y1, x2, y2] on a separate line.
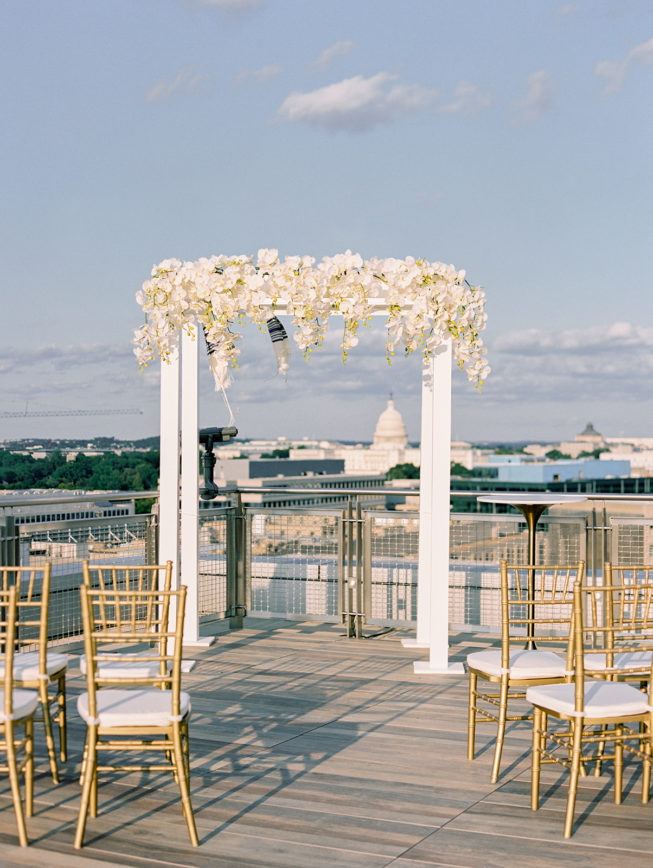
[338, 505, 346, 632]
[0, 517, 20, 566]
[226, 494, 248, 627]
[362, 506, 372, 624]
[145, 510, 158, 565]
[340, 500, 367, 637]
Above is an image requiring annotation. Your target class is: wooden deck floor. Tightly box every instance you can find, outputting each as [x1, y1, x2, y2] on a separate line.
[2, 619, 653, 866]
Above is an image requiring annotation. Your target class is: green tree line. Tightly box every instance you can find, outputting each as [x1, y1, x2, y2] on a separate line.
[0, 450, 159, 491]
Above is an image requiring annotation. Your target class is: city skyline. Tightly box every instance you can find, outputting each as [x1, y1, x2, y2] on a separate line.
[2, 1, 652, 443]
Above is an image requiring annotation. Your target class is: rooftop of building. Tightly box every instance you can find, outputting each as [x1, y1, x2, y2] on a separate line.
[6, 619, 653, 866]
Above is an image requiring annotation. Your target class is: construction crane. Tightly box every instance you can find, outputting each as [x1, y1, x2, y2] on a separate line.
[0, 409, 143, 418]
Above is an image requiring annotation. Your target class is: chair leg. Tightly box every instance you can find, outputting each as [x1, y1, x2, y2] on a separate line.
[38, 680, 60, 784]
[642, 720, 651, 804]
[594, 724, 607, 777]
[24, 718, 34, 818]
[57, 674, 67, 763]
[6, 721, 29, 847]
[467, 672, 477, 760]
[491, 676, 509, 783]
[75, 728, 97, 849]
[564, 717, 583, 838]
[614, 725, 623, 804]
[90, 765, 98, 819]
[172, 723, 199, 847]
[183, 726, 191, 780]
[79, 731, 89, 785]
[531, 707, 542, 810]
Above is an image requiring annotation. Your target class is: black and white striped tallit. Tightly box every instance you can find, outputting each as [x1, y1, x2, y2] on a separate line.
[266, 314, 290, 378]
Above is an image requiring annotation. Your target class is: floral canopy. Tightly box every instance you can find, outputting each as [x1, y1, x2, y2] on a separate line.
[134, 249, 489, 389]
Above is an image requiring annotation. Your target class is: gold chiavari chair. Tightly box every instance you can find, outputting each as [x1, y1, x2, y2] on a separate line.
[528, 577, 653, 837]
[80, 561, 173, 682]
[467, 560, 584, 782]
[0, 565, 67, 782]
[75, 584, 198, 849]
[0, 586, 38, 847]
[581, 563, 653, 684]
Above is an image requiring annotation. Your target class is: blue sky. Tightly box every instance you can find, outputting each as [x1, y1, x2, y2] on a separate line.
[1, 0, 652, 444]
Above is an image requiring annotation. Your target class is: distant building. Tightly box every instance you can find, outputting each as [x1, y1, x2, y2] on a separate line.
[285, 399, 420, 475]
[214, 458, 345, 482]
[599, 448, 653, 477]
[559, 422, 608, 458]
[493, 458, 630, 484]
[0, 490, 134, 525]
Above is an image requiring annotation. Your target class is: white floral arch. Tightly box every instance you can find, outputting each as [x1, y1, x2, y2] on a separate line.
[135, 250, 489, 673]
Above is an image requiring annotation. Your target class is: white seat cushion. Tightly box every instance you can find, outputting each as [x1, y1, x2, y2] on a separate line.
[467, 648, 568, 679]
[80, 652, 171, 680]
[527, 680, 651, 719]
[0, 651, 68, 682]
[584, 650, 653, 674]
[77, 689, 191, 728]
[0, 689, 39, 722]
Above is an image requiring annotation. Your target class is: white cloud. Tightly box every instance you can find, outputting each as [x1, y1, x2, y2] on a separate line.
[146, 66, 207, 104]
[236, 64, 281, 85]
[0, 344, 135, 374]
[494, 322, 653, 355]
[438, 81, 492, 115]
[0, 342, 158, 436]
[276, 73, 436, 132]
[311, 40, 355, 74]
[513, 69, 554, 122]
[595, 36, 653, 94]
[483, 322, 653, 407]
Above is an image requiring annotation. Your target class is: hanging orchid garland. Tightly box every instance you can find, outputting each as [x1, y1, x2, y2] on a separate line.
[134, 249, 490, 388]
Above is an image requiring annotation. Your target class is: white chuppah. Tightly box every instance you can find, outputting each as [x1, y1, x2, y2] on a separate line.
[134, 250, 489, 670]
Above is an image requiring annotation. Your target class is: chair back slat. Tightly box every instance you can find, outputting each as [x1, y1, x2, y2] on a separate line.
[500, 562, 585, 662]
[82, 562, 172, 640]
[0, 565, 51, 664]
[80, 585, 187, 719]
[0, 586, 19, 719]
[579, 563, 653, 680]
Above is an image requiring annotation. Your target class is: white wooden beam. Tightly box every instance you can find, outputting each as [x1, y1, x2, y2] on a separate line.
[180, 327, 208, 645]
[401, 356, 434, 650]
[413, 340, 463, 674]
[158, 349, 180, 591]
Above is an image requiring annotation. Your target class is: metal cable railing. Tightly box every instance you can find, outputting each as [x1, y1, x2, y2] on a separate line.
[2, 489, 652, 638]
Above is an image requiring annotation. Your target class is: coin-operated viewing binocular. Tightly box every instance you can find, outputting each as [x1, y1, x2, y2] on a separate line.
[199, 426, 238, 500]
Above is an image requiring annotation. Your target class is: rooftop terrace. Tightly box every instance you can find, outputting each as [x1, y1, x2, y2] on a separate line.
[3, 618, 653, 867]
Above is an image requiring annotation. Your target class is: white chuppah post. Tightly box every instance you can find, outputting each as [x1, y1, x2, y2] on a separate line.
[158, 344, 181, 641]
[158, 327, 213, 647]
[401, 354, 435, 651]
[159, 346, 180, 589]
[180, 327, 212, 646]
[412, 340, 464, 674]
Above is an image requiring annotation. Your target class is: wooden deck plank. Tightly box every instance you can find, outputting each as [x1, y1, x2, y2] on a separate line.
[0, 618, 652, 865]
